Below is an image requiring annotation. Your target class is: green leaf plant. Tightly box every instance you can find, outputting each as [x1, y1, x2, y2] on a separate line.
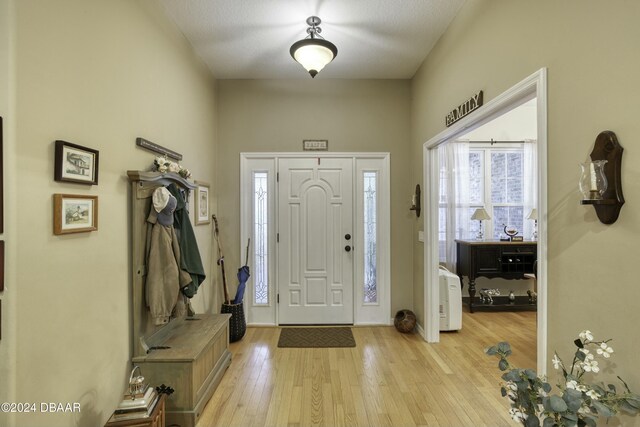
[485, 330, 640, 427]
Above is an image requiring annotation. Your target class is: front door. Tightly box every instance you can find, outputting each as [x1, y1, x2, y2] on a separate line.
[278, 157, 354, 324]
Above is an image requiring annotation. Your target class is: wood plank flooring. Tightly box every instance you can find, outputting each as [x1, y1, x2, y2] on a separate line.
[197, 311, 536, 427]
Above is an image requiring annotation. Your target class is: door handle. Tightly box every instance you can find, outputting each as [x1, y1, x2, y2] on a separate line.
[345, 233, 351, 240]
[345, 245, 352, 252]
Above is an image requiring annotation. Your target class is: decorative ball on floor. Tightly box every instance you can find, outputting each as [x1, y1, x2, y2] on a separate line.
[394, 309, 416, 333]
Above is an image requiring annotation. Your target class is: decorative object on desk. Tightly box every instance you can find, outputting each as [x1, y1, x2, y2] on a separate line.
[152, 155, 191, 179]
[579, 160, 608, 201]
[486, 330, 640, 427]
[290, 16, 338, 78]
[503, 224, 518, 240]
[54, 140, 99, 185]
[526, 208, 538, 240]
[511, 235, 524, 242]
[194, 181, 210, 225]
[527, 289, 537, 304]
[53, 194, 98, 235]
[479, 288, 500, 304]
[471, 208, 491, 240]
[394, 309, 416, 333]
[579, 131, 625, 224]
[113, 366, 157, 418]
[508, 290, 516, 303]
[409, 184, 421, 217]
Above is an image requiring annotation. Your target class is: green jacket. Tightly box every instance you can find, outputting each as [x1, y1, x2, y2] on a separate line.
[167, 183, 206, 298]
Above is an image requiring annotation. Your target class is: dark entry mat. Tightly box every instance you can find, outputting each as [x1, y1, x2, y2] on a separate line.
[277, 327, 356, 348]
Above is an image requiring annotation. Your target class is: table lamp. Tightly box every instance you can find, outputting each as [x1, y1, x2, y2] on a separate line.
[471, 208, 491, 240]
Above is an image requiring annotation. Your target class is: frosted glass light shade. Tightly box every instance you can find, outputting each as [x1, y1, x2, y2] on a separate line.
[290, 38, 337, 78]
[526, 208, 538, 220]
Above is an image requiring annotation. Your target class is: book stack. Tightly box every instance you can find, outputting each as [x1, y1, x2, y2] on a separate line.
[109, 386, 159, 422]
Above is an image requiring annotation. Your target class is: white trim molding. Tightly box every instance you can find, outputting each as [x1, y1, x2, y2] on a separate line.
[422, 68, 548, 375]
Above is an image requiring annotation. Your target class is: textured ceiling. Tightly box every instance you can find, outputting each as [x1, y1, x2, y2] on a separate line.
[158, 0, 466, 79]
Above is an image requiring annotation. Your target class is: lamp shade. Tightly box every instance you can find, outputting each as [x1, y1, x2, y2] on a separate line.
[290, 16, 338, 78]
[526, 208, 538, 220]
[290, 39, 337, 78]
[471, 208, 491, 221]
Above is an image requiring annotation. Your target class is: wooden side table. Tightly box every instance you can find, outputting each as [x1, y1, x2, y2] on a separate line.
[105, 394, 165, 427]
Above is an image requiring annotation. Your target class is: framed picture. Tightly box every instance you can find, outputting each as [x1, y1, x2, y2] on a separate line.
[1, 117, 3, 233]
[195, 181, 210, 225]
[53, 194, 98, 235]
[54, 140, 99, 185]
[0, 240, 4, 292]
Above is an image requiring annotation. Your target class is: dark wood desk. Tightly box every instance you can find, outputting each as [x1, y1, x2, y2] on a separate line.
[455, 239, 537, 313]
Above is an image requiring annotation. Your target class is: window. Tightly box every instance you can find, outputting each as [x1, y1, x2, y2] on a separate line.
[253, 172, 268, 305]
[439, 146, 524, 251]
[363, 172, 377, 304]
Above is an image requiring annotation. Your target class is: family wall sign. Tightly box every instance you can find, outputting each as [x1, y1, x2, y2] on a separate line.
[445, 90, 483, 127]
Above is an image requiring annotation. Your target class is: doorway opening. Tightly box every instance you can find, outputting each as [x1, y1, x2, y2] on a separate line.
[423, 69, 548, 374]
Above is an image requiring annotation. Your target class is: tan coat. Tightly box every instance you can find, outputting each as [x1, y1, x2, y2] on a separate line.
[146, 220, 191, 325]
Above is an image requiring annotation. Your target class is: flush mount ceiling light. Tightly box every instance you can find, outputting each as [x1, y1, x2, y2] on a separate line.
[290, 16, 338, 78]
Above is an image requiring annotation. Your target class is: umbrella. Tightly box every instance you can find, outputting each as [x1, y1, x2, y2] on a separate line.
[233, 239, 250, 304]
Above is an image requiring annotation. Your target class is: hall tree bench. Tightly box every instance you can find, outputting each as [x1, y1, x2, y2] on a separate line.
[127, 171, 232, 427]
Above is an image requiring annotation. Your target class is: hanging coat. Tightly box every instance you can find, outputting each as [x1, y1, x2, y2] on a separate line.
[167, 183, 206, 298]
[146, 209, 191, 325]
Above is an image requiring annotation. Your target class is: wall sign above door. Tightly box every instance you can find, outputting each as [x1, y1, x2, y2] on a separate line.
[445, 90, 483, 127]
[303, 140, 328, 151]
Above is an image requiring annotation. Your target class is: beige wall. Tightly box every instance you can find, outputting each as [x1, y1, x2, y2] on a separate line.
[412, 1, 640, 424]
[217, 79, 414, 317]
[5, 1, 218, 426]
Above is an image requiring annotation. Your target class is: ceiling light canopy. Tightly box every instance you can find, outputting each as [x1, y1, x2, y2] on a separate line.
[290, 16, 338, 78]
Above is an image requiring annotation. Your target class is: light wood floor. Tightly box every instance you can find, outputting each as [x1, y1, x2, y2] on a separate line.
[198, 311, 536, 427]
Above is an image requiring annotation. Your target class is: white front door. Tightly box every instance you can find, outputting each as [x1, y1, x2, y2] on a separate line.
[278, 157, 354, 324]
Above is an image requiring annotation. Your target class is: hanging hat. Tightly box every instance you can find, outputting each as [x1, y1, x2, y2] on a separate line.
[156, 195, 177, 226]
[152, 187, 171, 213]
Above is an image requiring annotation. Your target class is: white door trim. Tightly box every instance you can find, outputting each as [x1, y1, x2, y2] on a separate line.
[240, 152, 391, 326]
[422, 68, 548, 375]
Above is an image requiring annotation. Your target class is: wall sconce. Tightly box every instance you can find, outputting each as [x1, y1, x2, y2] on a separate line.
[526, 208, 538, 241]
[409, 184, 421, 217]
[471, 207, 491, 240]
[579, 131, 625, 224]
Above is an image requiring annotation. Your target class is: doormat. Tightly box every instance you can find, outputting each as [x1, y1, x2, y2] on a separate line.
[277, 327, 356, 348]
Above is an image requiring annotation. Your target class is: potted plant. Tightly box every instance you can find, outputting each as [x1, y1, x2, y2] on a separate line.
[486, 330, 640, 426]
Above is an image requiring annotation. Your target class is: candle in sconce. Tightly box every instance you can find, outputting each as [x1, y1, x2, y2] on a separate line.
[589, 162, 597, 191]
[411, 195, 417, 206]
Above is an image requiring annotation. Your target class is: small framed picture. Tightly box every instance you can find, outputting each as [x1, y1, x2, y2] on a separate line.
[195, 181, 211, 225]
[53, 194, 98, 235]
[54, 140, 99, 185]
